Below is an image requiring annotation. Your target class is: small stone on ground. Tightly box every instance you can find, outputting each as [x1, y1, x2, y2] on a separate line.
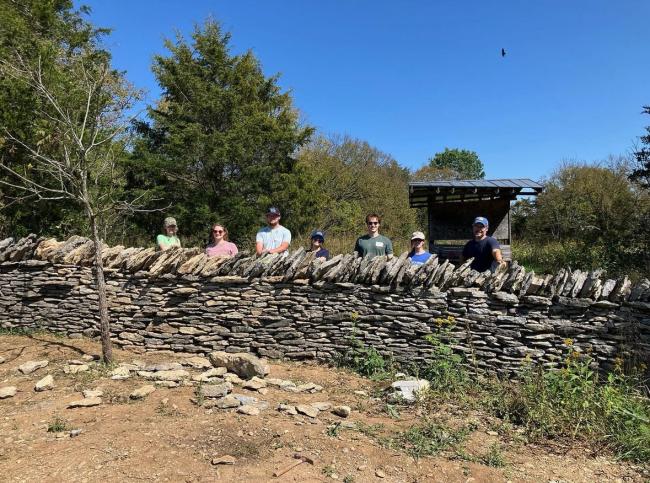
[18, 360, 48, 375]
[296, 404, 319, 418]
[130, 385, 156, 399]
[68, 397, 102, 408]
[332, 405, 351, 418]
[0, 386, 17, 399]
[34, 375, 54, 392]
[212, 455, 236, 465]
[237, 404, 260, 416]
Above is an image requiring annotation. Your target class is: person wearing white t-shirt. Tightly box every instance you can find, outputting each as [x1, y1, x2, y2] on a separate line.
[255, 207, 291, 255]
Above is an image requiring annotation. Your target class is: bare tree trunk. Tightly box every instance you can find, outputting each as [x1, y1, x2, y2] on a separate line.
[90, 214, 113, 363]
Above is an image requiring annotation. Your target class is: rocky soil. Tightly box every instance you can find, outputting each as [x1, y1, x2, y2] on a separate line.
[0, 334, 647, 482]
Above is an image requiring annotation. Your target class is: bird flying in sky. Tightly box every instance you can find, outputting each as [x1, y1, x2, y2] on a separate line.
[501, 48, 506, 57]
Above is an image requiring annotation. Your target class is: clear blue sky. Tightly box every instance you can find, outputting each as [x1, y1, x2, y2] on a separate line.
[78, 0, 650, 181]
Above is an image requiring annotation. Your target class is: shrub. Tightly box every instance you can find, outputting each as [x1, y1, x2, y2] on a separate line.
[421, 317, 471, 392]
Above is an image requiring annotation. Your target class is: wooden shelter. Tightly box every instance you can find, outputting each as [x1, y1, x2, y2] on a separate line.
[408, 178, 544, 262]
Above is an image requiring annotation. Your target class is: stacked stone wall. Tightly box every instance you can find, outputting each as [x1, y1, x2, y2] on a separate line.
[0, 235, 648, 376]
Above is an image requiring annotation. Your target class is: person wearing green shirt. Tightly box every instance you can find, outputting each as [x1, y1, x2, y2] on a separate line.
[354, 213, 393, 259]
[156, 217, 181, 251]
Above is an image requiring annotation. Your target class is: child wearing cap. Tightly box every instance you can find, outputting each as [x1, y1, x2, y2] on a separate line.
[157, 217, 181, 251]
[308, 230, 330, 260]
[407, 231, 432, 265]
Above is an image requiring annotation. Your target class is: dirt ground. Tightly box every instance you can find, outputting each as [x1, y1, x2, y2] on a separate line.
[0, 334, 647, 483]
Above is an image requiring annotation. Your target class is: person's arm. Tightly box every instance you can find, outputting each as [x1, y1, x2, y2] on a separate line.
[255, 231, 265, 255]
[255, 241, 265, 255]
[460, 242, 469, 264]
[230, 243, 239, 256]
[354, 238, 362, 257]
[490, 239, 506, 266]
[268, 242, 289, 254]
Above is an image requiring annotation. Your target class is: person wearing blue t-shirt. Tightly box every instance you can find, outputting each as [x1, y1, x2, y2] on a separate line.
[256, 207, 291, 255]
[407, 231, 432, 265]
[308, 230, 330, 260]
[461, 216, 506, 272]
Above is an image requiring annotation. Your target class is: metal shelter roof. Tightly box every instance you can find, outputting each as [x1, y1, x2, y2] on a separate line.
[409, 178, 544, 207]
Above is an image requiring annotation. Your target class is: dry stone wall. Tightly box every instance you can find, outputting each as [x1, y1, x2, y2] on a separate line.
[1, 235, 649, 376]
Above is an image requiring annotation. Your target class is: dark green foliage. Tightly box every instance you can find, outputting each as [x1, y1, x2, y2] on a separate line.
[630, 106, 650, 189]
[512, 162, 650, 277]
[128, 19, 313, 246]
[415, 147, 486, 180]
[0, 0, 110, 239]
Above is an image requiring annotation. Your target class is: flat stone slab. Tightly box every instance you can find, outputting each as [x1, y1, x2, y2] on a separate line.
[237, 404, 260, 416]
[296, 404, 319, 418]
[64, 364, 89, 374]
[215, 395, 241, 409]
[18, 360, 49, 375]
[144, 362, 183, 372]
[212, 455, 236, 465]
[209, 351, 270, 379]
[138, 369, 189, 382]
[0, 386, 17, 399]
[68, 397, 102, 408]
[111, 367, 131, 380]
[34, 375, 54, 392]
[82, 389, 103, 398]
[242, 376, 266, 391]
[182, 356, 212, 369]
[130, 385, 156, 399]
[199, 382, 233, 399]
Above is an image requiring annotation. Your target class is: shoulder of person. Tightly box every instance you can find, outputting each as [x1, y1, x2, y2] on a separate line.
[488, 236, 500, 247]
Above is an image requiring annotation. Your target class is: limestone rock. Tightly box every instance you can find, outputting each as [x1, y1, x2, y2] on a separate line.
[208, 351, 270, 379]
[389, 379, 430, 403]
[144, 362, 183, 372]
[296, 382, 323, 393]
[64, 364, 89, 374]
[311, 401, 331, 411]
[193, 367, 227, 382]
[82, 389, 103, 398]
[18, 360, 49, 375]
[200, 382, 233, 399]
[215, 395, 241, 409]
[237, 404, 260, 416]
[296, 404, 319, 418]
[242, 376, 267, 391]
[111, 367, 131, 380]
[138, 369, 189, 382]
[130, 385, 156, 399]
[68, 397, 102, 408]
[277, 403, 298, 415]
[331, 405, 351, 418]
[34, 375, 54, 392]
[212, 455, 236, 465]
[0, 386, 17, 399]
[182, 356, 212, 369]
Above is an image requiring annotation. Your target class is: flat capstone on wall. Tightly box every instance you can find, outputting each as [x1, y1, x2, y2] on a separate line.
[0, 235, 648, 377]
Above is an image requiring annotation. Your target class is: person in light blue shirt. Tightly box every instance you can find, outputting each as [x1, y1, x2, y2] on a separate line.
[255, 206, 291, 255]
[407, 231, 432, 265]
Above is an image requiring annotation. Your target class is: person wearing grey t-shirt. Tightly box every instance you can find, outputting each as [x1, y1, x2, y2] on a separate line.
[255, 207, 291, 255]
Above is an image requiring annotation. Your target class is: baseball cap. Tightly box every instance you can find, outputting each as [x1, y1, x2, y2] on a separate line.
[473, 216, 489, 226]
[411, 231, 426, 241]
[266, 207, 281, 216]
[311, 230, 325, 241]
[163, 217, 177, 227]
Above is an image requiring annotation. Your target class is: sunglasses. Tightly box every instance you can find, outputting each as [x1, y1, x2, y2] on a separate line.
[367, 221, 379, 225]
[213, 229, 224, 234]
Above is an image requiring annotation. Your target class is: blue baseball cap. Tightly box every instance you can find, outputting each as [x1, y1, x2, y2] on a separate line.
[310, 230, 325, 241]
[473, 216, 489, 226]
[266, 207, 281, 216]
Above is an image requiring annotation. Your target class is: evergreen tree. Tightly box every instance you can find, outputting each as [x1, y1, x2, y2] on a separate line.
[130, 20, 313, 246]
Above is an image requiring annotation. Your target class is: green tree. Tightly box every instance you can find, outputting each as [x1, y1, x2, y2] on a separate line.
[415, 148, 485, 180]
[1, 33, 146, 363]
[519, 162, 649, 275]
[296, 135, 417, 242]
[129, 20, 313, 247]
[630, 106, 650, 189]
[0, 0, 109, 239]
